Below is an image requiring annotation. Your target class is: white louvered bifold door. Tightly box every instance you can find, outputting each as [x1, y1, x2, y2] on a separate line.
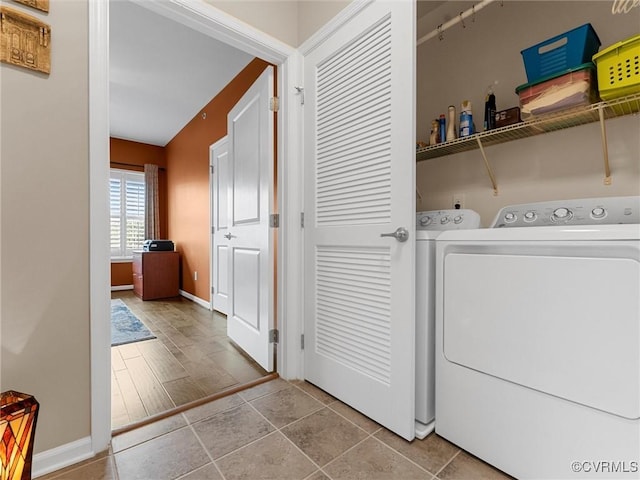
[303, 1, 416, 440]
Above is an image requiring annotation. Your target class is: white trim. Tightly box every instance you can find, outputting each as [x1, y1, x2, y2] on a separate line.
[180, 289, 211, 310]
[89, 0, 112, 456]
[111, 285, 134, 291]
[298, 0, 373, 55]
[277, 51, 305, 380]
[132, 0, 294, 63]
[33, 436, 93, 479]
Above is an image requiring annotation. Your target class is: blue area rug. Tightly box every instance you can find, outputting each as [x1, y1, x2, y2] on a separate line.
[111, 299, 156, 347]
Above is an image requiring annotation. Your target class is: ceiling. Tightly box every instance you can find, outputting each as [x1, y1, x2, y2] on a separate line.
[109, 1, 448, 147]
[109, 0, 254, 147]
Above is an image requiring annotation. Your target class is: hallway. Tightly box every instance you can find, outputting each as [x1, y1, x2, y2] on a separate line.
[111, 291, 267, 428]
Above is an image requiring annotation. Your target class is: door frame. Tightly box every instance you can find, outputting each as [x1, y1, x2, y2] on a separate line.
[88, 0, 303, 454]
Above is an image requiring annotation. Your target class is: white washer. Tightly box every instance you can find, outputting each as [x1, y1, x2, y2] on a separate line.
[415, 208, 480, 439]
[435, 196, 640, 479]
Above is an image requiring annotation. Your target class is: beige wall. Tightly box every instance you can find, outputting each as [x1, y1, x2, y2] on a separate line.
[416, 1, 640, 225]
[207, 0, 299, 45]
[207, 0, 350, 46]
[0, 0, 91, 454]
[298, 1, 351, 45]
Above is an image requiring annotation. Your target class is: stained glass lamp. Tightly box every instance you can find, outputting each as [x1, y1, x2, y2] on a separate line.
[1, 391, 39, 480]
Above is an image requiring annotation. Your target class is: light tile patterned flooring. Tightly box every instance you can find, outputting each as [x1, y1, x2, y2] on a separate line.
[43, 378, 513, 480]
[110, 291, 267, 429]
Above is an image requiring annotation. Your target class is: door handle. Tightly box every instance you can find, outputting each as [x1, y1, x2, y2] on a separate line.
[380, 227, 409, 242]
[224, 232, 234, 240]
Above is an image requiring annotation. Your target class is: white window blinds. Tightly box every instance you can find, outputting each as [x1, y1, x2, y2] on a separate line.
[110, 169, 145, 258]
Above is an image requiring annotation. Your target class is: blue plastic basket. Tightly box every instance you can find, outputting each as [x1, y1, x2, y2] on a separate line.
[521, 24, 601, 84]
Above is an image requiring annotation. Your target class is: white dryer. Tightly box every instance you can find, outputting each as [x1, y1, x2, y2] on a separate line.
[435, 196, 640, 479]
[415, 208, 480, 439]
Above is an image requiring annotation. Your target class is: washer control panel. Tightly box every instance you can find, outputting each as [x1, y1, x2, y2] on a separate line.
[492, 196, 640, 228]
[417, 209, 481, 230]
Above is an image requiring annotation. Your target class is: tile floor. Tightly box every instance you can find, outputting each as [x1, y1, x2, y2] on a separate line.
[42, 378, 513, 480]
[111, 291, 267, 428]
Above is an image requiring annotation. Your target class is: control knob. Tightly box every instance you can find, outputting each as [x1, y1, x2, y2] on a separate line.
[419, 216, 432, 227]
[524, 211, 537, 222]
[453, 215, 463, 224]
[551, 207, 573, 222]
[504, 212, 517, 223]
[591, 207, 606, 219]
[440, 215, 450, 225]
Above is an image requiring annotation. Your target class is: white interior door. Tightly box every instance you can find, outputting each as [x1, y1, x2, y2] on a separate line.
[210, 136, 230, 315]
[303, 1, 416, 439]
[226, 66, 275, 372]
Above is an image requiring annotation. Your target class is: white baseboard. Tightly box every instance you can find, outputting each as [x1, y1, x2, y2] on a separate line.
[111, 284, 133, 291]
[179, 289, 211, 310]
[33, 436, 96, 478]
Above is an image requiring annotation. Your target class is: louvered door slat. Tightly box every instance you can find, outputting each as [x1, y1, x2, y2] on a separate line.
[315, 14, 392, 227]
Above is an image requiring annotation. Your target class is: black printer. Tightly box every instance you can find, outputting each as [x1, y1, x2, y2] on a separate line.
[142, 239, 175, 252]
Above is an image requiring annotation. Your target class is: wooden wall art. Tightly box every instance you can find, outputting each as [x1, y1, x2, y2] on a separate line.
[12, 0, 49, 14]
[0, 6, 51, 74]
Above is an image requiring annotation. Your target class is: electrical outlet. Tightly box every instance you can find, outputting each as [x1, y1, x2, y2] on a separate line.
[194, 271, 198, 281]
[453, 193, 465, 210]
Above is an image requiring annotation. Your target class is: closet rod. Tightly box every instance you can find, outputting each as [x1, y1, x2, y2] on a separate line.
[417, 0, 497, 46]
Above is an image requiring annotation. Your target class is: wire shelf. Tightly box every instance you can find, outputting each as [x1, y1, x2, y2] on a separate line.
[416, 93, 640, 162]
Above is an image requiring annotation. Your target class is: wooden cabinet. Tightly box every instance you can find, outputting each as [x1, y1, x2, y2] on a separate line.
[132, 251, 179, 300]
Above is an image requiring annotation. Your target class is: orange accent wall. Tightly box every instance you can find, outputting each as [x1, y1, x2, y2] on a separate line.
[110, 137, 167, 168]
[165, 58, 271, 301]
[110, 138, 168, 286]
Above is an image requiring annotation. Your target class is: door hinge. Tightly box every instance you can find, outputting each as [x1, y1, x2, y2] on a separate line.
[294, 86, 304, 105]
[269, 96, 279, 112]
[269, 329, 279, 344]
[211, 226, 214, 234]
[301, 334, 304, 350]
[210, 165, 214, 174]
[211, 286, 214, 294]
[300, 212, 304, 228]
[270, 213, 280, 228]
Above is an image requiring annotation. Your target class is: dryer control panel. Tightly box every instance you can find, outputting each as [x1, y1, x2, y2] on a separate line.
[417, 209, 481, 230]
[492, 196, 640, 228]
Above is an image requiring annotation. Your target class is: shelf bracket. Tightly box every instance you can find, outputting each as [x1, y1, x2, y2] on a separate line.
[598, 104, 612, 185]
[476, 137, 499, 195]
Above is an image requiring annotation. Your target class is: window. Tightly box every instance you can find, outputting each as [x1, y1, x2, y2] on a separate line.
[110, 169, 145, 259]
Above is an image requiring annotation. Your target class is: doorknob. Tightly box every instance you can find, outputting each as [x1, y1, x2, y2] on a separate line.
[224, 232, 234, 240]
[380, 227, 409, 242]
